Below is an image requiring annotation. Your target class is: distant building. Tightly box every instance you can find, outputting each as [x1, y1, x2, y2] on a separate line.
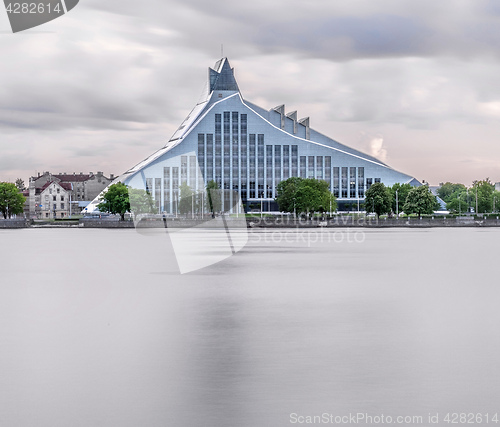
[429, 186, 447, 210]
[496, 182, 500, 192]
[28, 171, 114, 218]
[39, 181, 72, 218]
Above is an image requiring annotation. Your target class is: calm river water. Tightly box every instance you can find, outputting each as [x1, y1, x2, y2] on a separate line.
[1, 228, 499, 426]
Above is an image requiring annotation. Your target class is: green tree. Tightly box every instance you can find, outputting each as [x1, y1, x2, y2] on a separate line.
[206, 180, 221, 217]
[275, 177, 336, 216]
[403, 185, 437, 218]
[128, 188, 156, 216]
[178, 183, 194, 216]
[0, 182, 26, 219]
[15, 178, 26, 191]
[275, 177, 303, 214]
[364, 182, 392, 218]
[97, 182, 130, 220]
[390, 183, 412, 215]
[446, 189, 468, 214]
[437, 182, 467, 204]
[470, 179, 494, 213]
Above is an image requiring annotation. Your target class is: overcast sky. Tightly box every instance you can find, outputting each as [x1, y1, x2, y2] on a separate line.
[1, 0, 500, 185]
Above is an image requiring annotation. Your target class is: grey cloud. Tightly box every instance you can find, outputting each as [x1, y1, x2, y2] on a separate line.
[2, 0, 500, 185]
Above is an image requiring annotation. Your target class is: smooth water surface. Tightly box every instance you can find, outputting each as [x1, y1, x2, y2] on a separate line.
[1, 228, 499, 426]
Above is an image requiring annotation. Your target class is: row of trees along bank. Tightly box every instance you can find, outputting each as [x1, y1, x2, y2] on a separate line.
[95, 178, 497, 220]
[437, 179, 500, 214]
[276, 178, 439, 219]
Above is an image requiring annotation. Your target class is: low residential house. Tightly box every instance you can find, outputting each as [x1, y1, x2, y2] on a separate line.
[38, 181, 72, 219]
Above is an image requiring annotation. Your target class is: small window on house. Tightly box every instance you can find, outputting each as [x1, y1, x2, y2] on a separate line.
[53, 196, 56, 201]
[61, 196, 64, 201]
[61, 203, 64, 210]
[57, 188, 60, 194]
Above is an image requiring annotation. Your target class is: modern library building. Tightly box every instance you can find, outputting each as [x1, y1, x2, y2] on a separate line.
[87, 58, 420, 213]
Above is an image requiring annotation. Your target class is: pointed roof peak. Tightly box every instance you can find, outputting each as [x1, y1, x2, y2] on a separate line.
[213, 57, 228, 72]
[209, 57, 239, 92]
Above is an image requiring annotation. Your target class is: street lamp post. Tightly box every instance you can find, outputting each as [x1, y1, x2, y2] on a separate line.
[396, 189, 399, 218]
[476, 186, 478, 215]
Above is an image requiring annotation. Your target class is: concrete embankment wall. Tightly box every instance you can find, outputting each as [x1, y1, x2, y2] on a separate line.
[80, 219, 135, 228]
[32, 216, 500, 229]
[0, 219, 29, 228]
[80, 217, 250, 229]
[246, 216, 500, 228]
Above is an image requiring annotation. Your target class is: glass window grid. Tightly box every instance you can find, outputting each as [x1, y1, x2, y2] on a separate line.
[232, 112, 239, 187]
[249, 134, 256, 180]
[163, 167, 171, 214]
[189, 156, 197, 189]
[241, 115, 248, 185]
[325, 156, 331, 188]
[350, 167, 356, 198]
[274, 145, 281, 191]
[291, 145, 298, 176]
[215, 114, 222, 185]
[223, 112, 230, 189]
[206, 134, 214, 182]
[358, 167, 365, 198]
[172, 167, 179, 214]
[300, 156, 306, 178]
[198, 134, 205, 180]
[283, 145, 290, 180]
[333, 167, 340, 198]
[316, 156, 323, 179]
[266, 145, 273, 198]
[181, 156, 187, 184]
[257, 134, 264, 187]
[308, 156, 315, 178]
[155, 178, 161, 210]
[341, 167, 348, 198]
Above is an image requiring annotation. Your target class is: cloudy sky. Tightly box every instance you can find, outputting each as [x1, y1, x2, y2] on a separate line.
[1, 0, 500, 186]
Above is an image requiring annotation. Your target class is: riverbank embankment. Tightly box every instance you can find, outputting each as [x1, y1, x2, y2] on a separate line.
[1, 215, 499, 229]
